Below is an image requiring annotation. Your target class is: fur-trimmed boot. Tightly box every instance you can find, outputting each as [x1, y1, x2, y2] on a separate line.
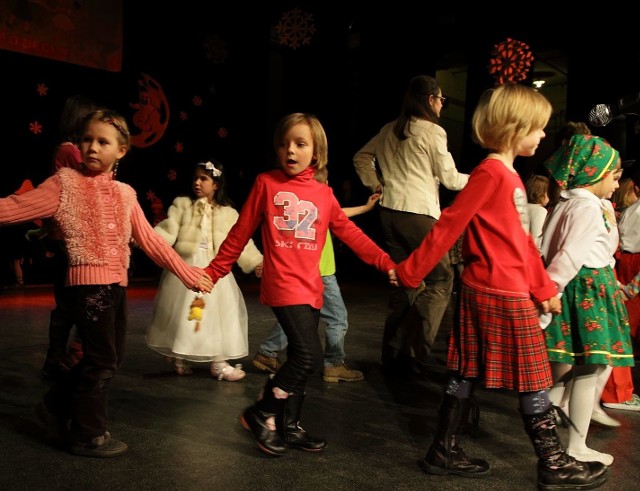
[277, 392, 327, 452]
[521, 408, 608, 490]
[239, 377, 287, 456]
[420, 394, 490, 477]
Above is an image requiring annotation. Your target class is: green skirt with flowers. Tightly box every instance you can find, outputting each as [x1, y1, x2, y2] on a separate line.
[545, 265, 634, 366]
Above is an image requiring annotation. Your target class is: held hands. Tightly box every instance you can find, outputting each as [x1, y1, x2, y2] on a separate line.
[193, 272, 213, 293]
[540, 295, 562, 315]
[254, 262, 263, 278]
[388, 269, 398, 287]
[364, 193, 381, 212]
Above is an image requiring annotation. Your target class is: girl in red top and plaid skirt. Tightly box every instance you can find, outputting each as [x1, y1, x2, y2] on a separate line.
[397, 84, 608, 490]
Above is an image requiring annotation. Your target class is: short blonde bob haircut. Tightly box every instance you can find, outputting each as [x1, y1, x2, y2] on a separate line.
[472, 83, 552, 153]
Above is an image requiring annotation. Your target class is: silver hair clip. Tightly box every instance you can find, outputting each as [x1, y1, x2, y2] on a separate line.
[199, 161, 222, 177]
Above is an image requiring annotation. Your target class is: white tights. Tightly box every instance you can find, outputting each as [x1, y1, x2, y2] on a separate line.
[548, 362, 604, 452]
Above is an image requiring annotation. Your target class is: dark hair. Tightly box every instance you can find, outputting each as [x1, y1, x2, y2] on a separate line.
[556, 121, 591, 147]
[392, 75, 441, 141]
[195, 160, 233, 207]
[59, 94, 97, 144]
[525, 174, 549, 204]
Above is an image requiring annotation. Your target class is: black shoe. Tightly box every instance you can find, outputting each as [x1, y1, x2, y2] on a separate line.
[239, 406, 286, 456]
[69, 433, 128, 458]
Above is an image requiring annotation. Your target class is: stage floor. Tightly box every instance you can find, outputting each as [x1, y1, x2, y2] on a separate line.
[0, 277, 637, 490]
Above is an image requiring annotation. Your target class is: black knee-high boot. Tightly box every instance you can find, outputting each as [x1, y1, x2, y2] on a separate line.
[521, 408, 608, 490]
[421, 394, 490, 477]
[277, 393, 327, 452]
[240, 377, 287, 456]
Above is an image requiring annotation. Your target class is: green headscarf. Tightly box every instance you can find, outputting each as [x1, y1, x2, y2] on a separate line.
[545, 134, 619, 190]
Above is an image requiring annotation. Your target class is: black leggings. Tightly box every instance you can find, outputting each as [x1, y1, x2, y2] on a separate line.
[272, 305, 322, 394]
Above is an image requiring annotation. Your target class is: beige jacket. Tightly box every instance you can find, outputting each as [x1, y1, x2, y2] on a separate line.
[353, 118, 468, 218]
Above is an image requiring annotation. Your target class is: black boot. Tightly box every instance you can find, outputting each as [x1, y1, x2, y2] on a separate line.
[521, 408, 608, 490]
[421, 394, 490, 477]
[277, 393, 327, 452]
[239, 378, 287, 456]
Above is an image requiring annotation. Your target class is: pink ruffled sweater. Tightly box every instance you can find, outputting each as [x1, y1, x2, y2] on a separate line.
[0, 168, 202, 288]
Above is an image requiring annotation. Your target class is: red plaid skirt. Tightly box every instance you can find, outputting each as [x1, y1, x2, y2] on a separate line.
[447, 281, 553, 392]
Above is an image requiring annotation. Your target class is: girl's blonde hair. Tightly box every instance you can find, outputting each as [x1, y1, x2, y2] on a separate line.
[85, 109, 131, 150]
[472, 83, 552, 152]
[273, 113, 329, 170]
[525, 174, 549, 204]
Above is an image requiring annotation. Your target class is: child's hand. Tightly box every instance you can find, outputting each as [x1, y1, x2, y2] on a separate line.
[545, 295, 562, 315]
[364, 193, 381, 211]
[254, 262, 263, 278]
[194, 273, 213, 293]
[619, 287, 630, 302]
[388, 269, 398, 287]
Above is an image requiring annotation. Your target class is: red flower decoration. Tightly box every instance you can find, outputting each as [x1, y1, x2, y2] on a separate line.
[489, 38, 534, 85]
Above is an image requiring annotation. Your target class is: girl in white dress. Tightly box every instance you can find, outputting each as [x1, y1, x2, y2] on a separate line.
[146, 161, 263, 381]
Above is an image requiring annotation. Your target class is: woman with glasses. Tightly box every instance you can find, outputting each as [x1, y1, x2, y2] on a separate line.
[353, 75, 468, 375]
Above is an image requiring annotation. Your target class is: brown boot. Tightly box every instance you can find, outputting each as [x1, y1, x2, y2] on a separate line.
[521, 408, 608, 490]
[252, 353, 282, 374]
[322, 363, 364, 382]
[421, 394, 490, 477]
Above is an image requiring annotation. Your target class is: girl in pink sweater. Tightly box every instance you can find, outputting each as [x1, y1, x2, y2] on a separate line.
[0, 109, 212, 458]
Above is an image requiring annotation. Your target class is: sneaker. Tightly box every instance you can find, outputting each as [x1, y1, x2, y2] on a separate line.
[252, 353, 282, 374]
[322, 363, 364, 383]
[602, 393, 640, 411]
[70, 433, 128, 458]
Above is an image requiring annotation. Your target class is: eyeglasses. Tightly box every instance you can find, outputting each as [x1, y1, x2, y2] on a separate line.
[435, 95, 446, 102]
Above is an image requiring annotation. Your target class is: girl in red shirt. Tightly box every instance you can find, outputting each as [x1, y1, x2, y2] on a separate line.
[396, 84, 607, 490]
[204, 113, 397, 456]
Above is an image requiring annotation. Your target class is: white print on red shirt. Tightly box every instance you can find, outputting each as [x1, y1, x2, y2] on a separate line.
[514, 186, 530, 234]
[273, 191, 318, 240]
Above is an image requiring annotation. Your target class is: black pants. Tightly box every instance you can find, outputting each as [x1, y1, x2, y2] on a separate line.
[379, 208, 453, 361]
[45, 284, 127, 443]
[45, 240, 75, 364]
[271, 305, 322, 394]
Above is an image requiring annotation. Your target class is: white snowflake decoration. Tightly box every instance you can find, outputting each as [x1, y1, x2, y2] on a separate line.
[275, 8, 316, 50]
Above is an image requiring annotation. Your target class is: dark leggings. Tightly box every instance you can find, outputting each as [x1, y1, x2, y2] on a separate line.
[271, 305, 322, 395]
[445, 375, 551, 414]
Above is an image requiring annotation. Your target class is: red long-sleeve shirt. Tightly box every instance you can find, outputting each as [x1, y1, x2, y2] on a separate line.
[204, 167, 395, 309]
[397, 158, 557, 303]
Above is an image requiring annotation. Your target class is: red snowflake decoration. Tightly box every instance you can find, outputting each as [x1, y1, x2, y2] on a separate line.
[146, 190, 158, 202]
[179, 111, 188, 121]
[218, 127, 228, 138]
[489, 38, 534, 85]
[175, 141, 184, 153]
[36, 83, 48, 96]
[192, 95, 203, 107]
[274, 8, 316, 49]
[29, 121, 43, 135]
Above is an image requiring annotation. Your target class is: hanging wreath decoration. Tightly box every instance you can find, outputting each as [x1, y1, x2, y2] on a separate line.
[489, 38, 534, 85]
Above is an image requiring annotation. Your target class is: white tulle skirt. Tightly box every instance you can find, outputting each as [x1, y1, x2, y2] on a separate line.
[146, 248, 248, 362]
